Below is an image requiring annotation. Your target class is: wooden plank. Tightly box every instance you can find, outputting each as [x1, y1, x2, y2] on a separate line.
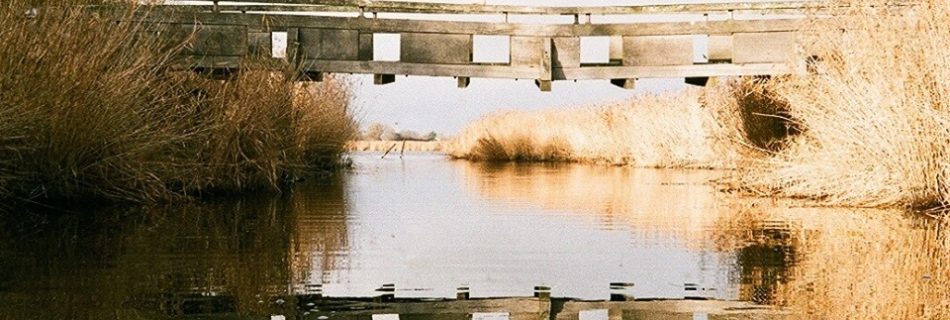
[623, 35, 693, 66]
[511, 36, 543, 67]
[359, 32, 374, 60]
[401, 33, 472, 64]
[733, 32, 797, 63]
[708, 35, 733, 62]
[299, 59, 540, 79]
[299, 28, 360, 60]
[556, 62, 801, 79]
[552, 37, 580, 68]
[186, 1, 830, 15]
[173, 24, 247, 56]
[139, 13, 806, 37]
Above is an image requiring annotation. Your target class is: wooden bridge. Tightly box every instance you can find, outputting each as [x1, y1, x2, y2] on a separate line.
[133, 1, 823, 91]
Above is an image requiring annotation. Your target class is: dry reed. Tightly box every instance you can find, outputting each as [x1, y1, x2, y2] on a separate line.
[0, 1, 356, 204]
[735, 0, 950, 208]
[447, 89, 752, 168]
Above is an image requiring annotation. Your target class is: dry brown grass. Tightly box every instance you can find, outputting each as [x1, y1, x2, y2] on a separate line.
[0, 1, 356, 204]
[734, 0, 950, 208]
[447, 88, 752, 169]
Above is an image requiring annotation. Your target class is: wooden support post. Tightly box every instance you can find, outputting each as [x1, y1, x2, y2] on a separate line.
[457, 76, 471, 88]
[533, 286, 551, 300]
[457, 286, 470, 300]
[685, 76, 709, 86]
[374, 283, 396, 303]
[609, 282, 635, 301]
[374, 74, 396, 85]
[399, 140, 406, 159]
[610, 78, 635, 89]
[537, 37, 553, 92]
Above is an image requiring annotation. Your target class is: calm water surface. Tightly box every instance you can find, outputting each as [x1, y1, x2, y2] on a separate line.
[1, 153, 947, 319]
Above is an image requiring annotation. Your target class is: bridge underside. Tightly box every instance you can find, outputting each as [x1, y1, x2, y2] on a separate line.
[140, 2, 810, 91]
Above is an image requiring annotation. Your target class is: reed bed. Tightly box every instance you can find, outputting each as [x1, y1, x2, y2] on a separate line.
[447, 88, 756, 169]
[0, 1, 356, 204]
[735, 0, 950, 208]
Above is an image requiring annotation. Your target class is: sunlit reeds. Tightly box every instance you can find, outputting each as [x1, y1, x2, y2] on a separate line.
[447, 89, 750, 169]
[734, 0, 950, 208]
[0, 1, 356, 204]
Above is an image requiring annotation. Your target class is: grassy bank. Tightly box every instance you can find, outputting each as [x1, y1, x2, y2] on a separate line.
[446, 82, 779, 169]
[0, 1, 356, 204]
[734, 0, 950, 208]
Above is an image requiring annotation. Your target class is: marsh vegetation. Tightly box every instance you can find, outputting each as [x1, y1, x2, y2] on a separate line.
[0, 1, 356, 205]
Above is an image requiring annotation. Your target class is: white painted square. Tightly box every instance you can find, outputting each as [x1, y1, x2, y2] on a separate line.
[373, 314, 400, 320]
[472, 312, 509, 320]
[580, 36, 610, 64]
[692, 312, 709, 320]
[373, 33, 401, 61]
[271, 315, 286, 320]
[579, 309, 609, 320]
[271, 32, 288, 59]
[473, 35, 510, 63]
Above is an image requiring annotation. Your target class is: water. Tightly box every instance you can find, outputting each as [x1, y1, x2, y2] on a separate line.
[1, 153, 947, 319]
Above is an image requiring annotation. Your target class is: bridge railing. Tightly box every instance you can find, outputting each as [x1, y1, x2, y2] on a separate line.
[120, 1, 828, 90]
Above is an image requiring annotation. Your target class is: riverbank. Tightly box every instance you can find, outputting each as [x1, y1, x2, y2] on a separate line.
[449, 0, 950, 210]
[0, 2, 356, 205]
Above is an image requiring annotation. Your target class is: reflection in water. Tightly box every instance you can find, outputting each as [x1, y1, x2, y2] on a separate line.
[0, 176, 350, 319]
[1, 154, 948, 319]
[459, 160, 950, 319]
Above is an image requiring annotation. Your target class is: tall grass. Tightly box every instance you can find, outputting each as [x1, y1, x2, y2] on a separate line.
[736, 0, 950, 208]
[447, 89, 750, 169]
[0, 1, 356, 204]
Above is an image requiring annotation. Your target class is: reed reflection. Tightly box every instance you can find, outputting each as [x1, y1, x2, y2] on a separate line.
[0, 177, 352, 319]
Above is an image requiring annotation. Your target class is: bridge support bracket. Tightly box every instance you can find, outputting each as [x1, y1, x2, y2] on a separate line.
[685, 76, 710, 87]
[374, 74, 396, 85]
[535, 79, 552, 92]
[457, 76, 470, 89]
[610, 78, 636, 90]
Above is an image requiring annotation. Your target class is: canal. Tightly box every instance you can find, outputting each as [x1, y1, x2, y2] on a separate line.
[0, 153, 946, 318]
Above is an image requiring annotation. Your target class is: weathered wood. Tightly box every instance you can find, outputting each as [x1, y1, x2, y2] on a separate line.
[299, 60, 540, 79]
[623, 35, 694, 66]
[187, 0, 835, 15]
[557, 63, 801, 80]
[457, 77, 470, 89]
[374, 73, 396, 85]
[173, 24, 248, 56]
[708, 35, 733, 62]
[299, 28, 360, 60]
[401, 33, 472, 64]
[511, 36, 543, 68]
[135, 13, 806, 37]
[733, 32, 797, 63]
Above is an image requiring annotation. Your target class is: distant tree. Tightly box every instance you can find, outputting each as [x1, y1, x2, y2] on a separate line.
[396, 130, 422, 141]
[424, 131, 438, 141]
[363, 122, 391, 140]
